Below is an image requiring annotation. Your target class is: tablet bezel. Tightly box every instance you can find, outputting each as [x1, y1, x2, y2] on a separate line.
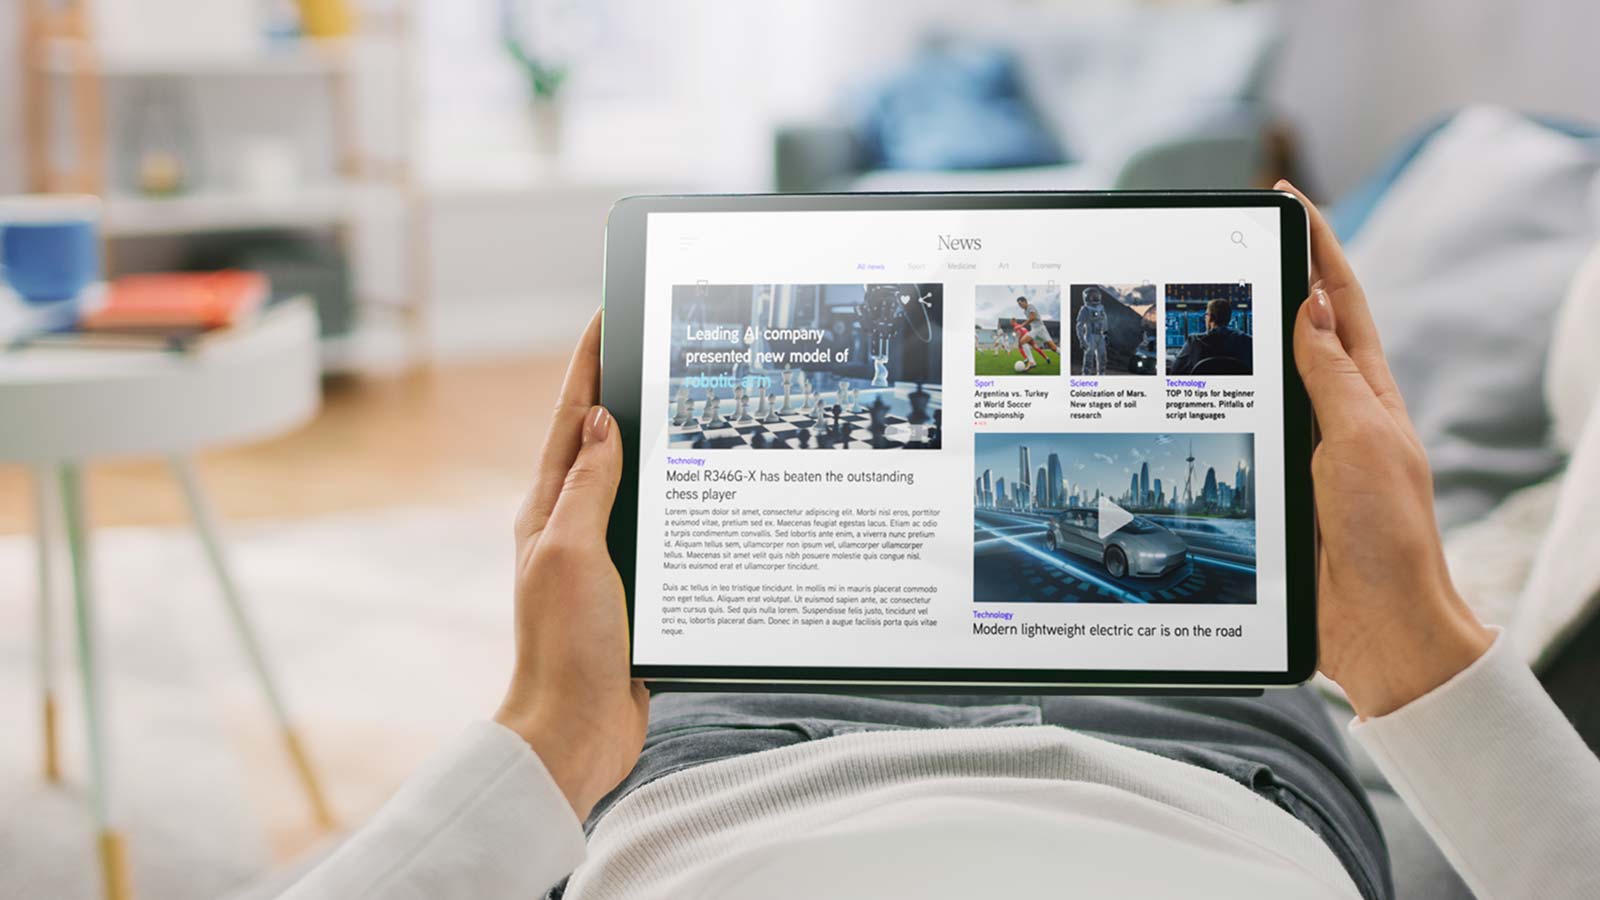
[601, 190, 1315, 689]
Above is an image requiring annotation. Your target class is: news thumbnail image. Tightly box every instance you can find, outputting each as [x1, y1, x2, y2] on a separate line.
[1165, 283, 1254, 376]
[1068, 284, 1158, 376]
[666, 283, 943, 450]
[974, 284, 1062, 376]
[973, 432, 1256, 604]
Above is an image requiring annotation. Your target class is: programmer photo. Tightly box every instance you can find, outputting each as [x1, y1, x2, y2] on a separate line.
[1167, 283, 1255, 376]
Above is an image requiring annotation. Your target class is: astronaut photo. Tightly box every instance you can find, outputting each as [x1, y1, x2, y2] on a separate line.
[1075, 287, 1109, 376]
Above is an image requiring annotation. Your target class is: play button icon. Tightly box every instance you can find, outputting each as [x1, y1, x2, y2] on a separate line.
[1098, 496, 1134, 540]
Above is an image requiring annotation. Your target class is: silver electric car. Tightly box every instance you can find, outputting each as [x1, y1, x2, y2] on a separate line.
[1044, 509, 1188, 579]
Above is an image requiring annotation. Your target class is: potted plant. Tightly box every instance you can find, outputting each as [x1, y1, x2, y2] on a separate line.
[501, 0, 569, 159]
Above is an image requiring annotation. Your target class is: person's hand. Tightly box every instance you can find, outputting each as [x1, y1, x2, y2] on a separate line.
[1281, 180, 1494, 719]
[493, 309, 648, 818]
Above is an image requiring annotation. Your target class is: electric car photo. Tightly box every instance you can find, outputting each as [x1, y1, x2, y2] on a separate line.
[1044, 509, 1189, 578]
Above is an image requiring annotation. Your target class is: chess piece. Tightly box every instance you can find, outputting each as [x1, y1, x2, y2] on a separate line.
[830, 403, 843, 437]
[779, 366, 794, 412]
[672, 384, 694, 426]
[734, 385, 753, 423]
[835, 379, 849, 412]
[798, 372, 812, 410]
[908, 382, 930, 426]
[907, 381, 931, 443]
[811, 397, 826, 428]
[930, 408, 943, 449]
[755, 384, 774, 422]
[701, 389, 726, 429]
[867, 394, 891, 448]
[815, 417, 836, 449]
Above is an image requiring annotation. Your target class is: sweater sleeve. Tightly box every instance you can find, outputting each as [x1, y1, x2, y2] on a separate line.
[281, 721, 587, 900]
[1351, 629, 1600, 900]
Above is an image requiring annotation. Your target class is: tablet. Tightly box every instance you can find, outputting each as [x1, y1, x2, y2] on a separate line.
[602, 191, 1314, 690]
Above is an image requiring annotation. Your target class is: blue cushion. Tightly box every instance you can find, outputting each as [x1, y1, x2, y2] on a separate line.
[858, 44, 1066, 172]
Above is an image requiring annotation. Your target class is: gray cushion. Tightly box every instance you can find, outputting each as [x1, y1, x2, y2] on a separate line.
[1343, 107, 1600, 529]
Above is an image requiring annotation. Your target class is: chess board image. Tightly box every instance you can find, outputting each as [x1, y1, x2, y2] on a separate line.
[668, 407, 939, 450]
[667, 282, 943, 450]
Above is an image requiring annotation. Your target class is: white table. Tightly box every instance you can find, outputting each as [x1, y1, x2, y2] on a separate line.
[1, 297, 328, 900]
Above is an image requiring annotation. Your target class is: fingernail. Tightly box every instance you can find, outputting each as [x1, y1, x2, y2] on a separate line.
[1309, 286, 1336, 332]
[585, 405, 611, 442]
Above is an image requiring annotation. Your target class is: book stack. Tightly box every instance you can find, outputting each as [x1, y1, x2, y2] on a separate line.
[12, 270, 271, 352]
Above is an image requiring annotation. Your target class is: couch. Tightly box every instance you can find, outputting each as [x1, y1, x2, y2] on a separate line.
[774, 2, 1285, 193]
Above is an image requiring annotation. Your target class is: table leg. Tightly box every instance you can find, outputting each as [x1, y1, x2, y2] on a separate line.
[33, 465, 62, 783]
[60, 463, 134, 900]
[169, 456, 335, 829]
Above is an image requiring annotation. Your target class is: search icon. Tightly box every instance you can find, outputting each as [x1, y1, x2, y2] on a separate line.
[1229, 230, 1248, 249]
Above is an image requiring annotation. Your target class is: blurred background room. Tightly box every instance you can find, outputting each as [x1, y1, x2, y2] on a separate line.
[3, 1, 1600, 898]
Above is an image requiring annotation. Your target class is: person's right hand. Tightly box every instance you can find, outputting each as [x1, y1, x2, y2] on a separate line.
[1280, 180, 1494, 718]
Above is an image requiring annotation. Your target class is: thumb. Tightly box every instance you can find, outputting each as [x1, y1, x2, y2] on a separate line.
[1294, 285, 1384, 438]
[545, 406, 623, 541]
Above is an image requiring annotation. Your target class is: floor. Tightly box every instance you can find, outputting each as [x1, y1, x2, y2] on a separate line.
[0, 353, 567, 535]
[0, 353, 570, 898]
[0, 491, 519, 899]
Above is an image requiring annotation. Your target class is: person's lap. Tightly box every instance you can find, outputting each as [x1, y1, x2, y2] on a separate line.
[585, 689, 1391, 900]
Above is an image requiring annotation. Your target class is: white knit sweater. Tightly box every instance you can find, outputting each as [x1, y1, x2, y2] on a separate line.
[283, 634, 1600, 899]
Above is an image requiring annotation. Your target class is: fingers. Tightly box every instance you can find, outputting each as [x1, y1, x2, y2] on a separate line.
[1276, 180, 1409, 420]
[545, 406, 623, 544]
[1294, 287, 1386, 437]
[1276, 180, 1358, 295]
[518, 309, 605, 541]
[558, 308, 606, 412]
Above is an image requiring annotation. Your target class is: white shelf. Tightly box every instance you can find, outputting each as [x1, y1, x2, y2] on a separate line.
[40, 37, 358, 78]
[102, 185, 363, 237]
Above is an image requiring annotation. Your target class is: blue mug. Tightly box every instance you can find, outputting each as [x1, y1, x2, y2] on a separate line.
[0, 195, 102, 306]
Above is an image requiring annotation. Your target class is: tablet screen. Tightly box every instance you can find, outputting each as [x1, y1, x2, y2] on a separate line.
[629, 204, 1294, 681]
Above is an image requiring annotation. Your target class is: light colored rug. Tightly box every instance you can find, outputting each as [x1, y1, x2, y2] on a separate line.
[0, 497, 521, 899]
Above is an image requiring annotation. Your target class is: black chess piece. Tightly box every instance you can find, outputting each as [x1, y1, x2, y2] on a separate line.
[930, 408, 943, 449]
[830, 403, 843, 436]
[866, 394, 891, 449]
[750, 430, 767, 449]
[908, 382, 930, 427]
[795, 426, 812, 449]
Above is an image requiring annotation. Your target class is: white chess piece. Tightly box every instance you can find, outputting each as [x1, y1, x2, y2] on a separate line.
[672, 384, 693, 426]
[762, 383, 782, 423]
[701, 389, 724, 427]
[734, 386, 753, 423]
[779, 366, 794, 412]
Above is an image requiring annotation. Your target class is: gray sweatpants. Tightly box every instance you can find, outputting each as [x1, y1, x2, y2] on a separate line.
[572, 689, 1390, 900]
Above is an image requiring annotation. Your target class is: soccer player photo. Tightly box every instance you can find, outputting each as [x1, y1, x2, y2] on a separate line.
[972, 432, 1257, 604]
[1165, 283, 1254, 376]
[1068, 284, 1159, 377]
[974, 284, 1061, 376]
[665, 283, 943, 450]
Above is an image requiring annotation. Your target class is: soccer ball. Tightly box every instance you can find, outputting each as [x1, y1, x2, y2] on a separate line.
[1014, 360, 1028, 372]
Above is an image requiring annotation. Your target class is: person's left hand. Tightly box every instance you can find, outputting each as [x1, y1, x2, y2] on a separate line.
[493, 309, 648, 819]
